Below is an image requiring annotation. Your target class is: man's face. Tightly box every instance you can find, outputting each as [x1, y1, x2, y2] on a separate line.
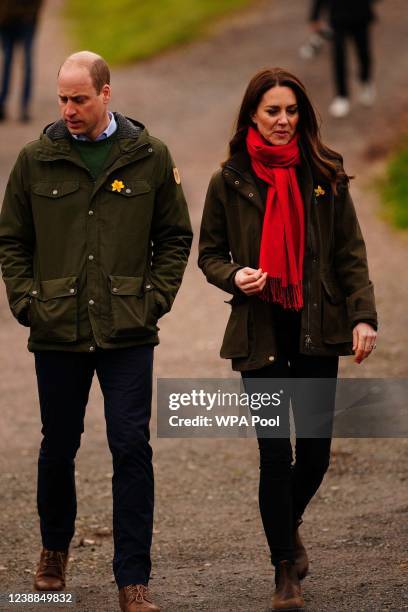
[57, 66, 110, 140]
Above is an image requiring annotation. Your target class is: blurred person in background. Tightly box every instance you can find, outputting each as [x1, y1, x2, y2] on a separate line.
[310, 0, 379, 118]
[199, 68, 377, 610]
[0, 50, 192, 612]
[0, 0, 42, 122]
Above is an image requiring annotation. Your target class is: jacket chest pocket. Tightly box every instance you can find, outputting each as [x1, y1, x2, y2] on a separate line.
[32, 181, 80, 202]
[29, 276, 78, 343]
[321, 274, 352, 344]
[104, 179, 151, 199]
[108, 275, 160, 339]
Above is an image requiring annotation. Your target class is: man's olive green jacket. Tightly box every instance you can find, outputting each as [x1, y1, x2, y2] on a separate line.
[198, 147, 377, 371]
[0, 113, 193, 352]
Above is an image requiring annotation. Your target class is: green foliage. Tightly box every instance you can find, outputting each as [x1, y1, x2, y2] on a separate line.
[65, 0, 255, 65]
[381, 139, 408, 229]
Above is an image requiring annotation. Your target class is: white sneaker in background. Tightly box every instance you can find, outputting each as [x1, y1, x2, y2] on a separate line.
[329, 97, 351, 118]
[359, 82, 376, 106]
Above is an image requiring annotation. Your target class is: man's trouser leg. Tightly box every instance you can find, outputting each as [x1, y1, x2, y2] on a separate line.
[35, 352, 94, 551]
[96, 345, 154, 588]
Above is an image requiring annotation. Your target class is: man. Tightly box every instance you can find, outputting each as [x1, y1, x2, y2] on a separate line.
[0, 0, 43, 121]
[0, 51, 192, 612]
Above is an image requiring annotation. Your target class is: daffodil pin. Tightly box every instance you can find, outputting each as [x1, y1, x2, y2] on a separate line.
[111, 179, 125, 193]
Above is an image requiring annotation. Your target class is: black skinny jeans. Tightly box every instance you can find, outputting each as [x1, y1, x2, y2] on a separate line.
[242, 306, 338, 565]
[332, 23, 372, 97]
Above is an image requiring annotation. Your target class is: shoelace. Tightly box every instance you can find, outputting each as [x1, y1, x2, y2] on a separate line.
[41, 551, 65, 572]
[125, 585, 150, 604]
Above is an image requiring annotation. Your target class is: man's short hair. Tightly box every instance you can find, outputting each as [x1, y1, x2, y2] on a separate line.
[90, 58, 110, 94]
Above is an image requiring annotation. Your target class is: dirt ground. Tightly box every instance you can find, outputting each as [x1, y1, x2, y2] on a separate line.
[0, 1, 407, 610]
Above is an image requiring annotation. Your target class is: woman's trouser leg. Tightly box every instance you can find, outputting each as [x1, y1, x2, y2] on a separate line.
[242, 360, 294, 565]
[290, 354, 339, 524]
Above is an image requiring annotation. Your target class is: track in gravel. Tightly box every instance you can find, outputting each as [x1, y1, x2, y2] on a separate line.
[0, 0, 407, 610]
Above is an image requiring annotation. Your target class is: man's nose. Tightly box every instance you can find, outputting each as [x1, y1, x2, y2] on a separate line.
[64, 102, 76, 117]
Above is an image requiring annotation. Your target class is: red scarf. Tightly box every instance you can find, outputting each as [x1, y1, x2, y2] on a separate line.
[246, 127, 305, 310]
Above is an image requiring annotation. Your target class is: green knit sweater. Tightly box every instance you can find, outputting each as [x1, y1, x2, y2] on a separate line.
[72, 132, 118, 179]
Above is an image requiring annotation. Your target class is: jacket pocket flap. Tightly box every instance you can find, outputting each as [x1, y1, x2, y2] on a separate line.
[109, 275, 144, 296]
[105, 180, 151, 197]
[32, 182, 80, 198]
[321, 275, 344, 304]
[31, 276, 78, 301]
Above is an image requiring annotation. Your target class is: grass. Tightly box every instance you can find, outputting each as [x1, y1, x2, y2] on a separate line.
[65, 0, 256, 65]
[381, 139, 408, 229]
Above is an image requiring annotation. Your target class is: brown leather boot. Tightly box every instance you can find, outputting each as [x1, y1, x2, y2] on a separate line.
[271, 560, 305, 611]
[33, 548, 68, 591]
[119, 585, 160, 612]
[294, 520, 309, 580]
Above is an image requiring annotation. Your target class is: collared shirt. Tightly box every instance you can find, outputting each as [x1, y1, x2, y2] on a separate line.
[72, 112, 117, 142]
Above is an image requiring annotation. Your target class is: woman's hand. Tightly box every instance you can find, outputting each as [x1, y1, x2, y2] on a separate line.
[234, 267, 268, 295]
[353, 323, 377, 364]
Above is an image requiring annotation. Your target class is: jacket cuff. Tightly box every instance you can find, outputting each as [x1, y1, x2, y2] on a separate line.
[346, 282, 377, 329]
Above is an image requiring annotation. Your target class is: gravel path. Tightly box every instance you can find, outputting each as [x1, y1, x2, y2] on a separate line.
[0, 1, 407, 610]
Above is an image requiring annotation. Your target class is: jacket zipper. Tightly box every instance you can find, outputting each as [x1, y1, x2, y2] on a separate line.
[304, 195, 317, 351]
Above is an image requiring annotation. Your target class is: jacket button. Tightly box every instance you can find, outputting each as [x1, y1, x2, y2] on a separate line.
[148, 147, 153, 153]
[268, 355, 275, 362]
[69, 288, 75, 294]
[234, 180, 240, 185]
[52, 189, 58, 195]
[89, 345, 95, 352]
[31, 290, 38, 296]
[112, 287, 118, 293]
[88, 254, 94, 261]
[88, 210, 94, 216]
[145, 284, 151, 289]
[89, 299, 95, 306]
[248, 193, 254, 197]
[125, 188, 132, 194]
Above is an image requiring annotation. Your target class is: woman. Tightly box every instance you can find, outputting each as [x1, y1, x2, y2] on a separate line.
[198, 68, 377, 611]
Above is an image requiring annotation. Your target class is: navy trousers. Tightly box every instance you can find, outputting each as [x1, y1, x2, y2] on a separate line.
[34, 345, 154, 588]
[0, 23, 35, 112]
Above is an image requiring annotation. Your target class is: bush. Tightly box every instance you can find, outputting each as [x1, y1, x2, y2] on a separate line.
[381, 139, 408, 229]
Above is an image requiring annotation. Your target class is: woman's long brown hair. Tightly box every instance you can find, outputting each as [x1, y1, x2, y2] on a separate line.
[226, 68, 350, 193]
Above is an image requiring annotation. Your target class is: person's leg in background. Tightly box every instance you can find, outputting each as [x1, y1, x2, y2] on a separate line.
[329, 26, 351, 117]
[21, 23, 35, 121]
[0, 28, 16, 120]
[352, 23, 376, 106]
[96, 345, 155, 591]
[34, 351, 95, 590]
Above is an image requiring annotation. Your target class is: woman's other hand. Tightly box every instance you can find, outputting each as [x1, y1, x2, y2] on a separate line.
[353, 322, 377, 364]
[234, 267, 268, 295]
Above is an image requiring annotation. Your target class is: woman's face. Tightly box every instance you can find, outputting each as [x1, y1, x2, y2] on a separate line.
[251, 85, 299, 145]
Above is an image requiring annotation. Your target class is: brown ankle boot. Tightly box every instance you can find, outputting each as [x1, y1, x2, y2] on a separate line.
[33, 548, 68, 591]
[119, 585, 160, 612]
[294, 520, 309, 580]
[271, 560, 305, 611]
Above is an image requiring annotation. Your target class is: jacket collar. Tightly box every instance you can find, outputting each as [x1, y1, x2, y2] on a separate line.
[35, 113, 150, 161]
[223, 138, 314, 212]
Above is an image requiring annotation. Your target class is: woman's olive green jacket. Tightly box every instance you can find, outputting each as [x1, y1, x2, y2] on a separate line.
[0, 114, 192, 352]
[198, 146, 377, 371]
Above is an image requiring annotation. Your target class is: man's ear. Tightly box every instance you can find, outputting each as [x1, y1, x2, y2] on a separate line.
[101, 84, 111, 105]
